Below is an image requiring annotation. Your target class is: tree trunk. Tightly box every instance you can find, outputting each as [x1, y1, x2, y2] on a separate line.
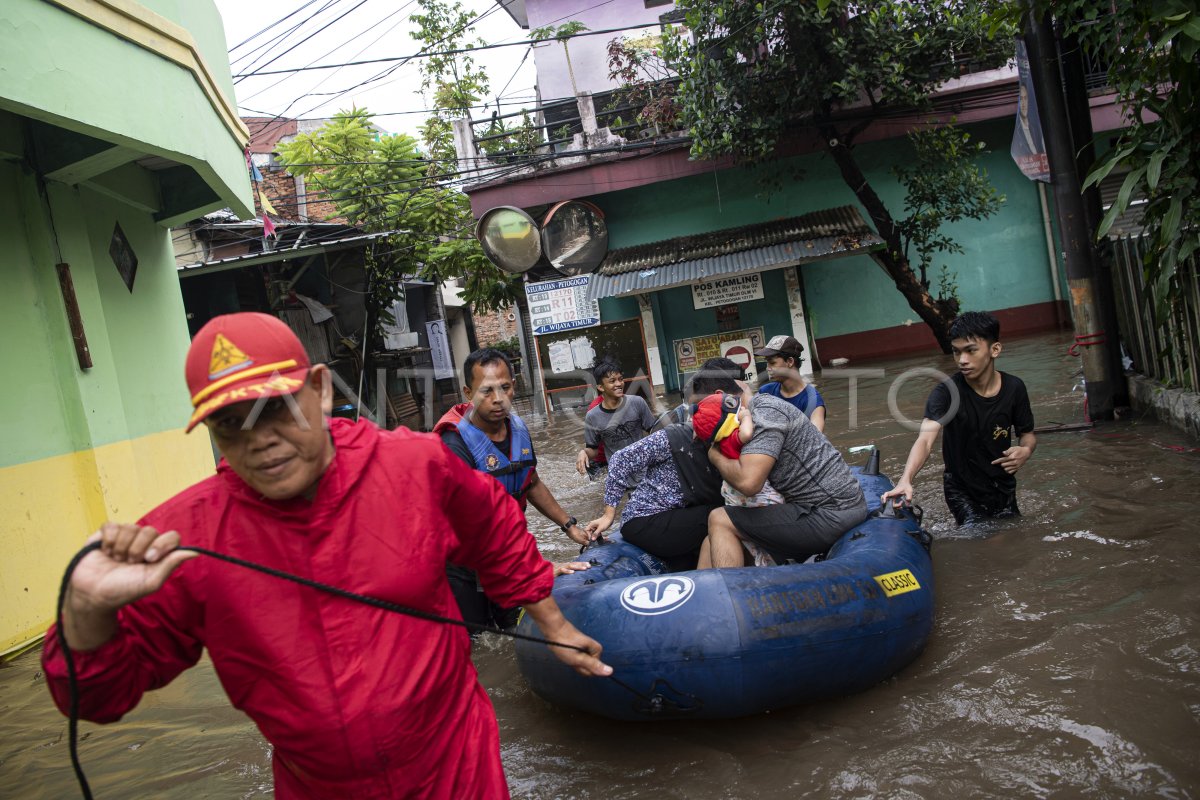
[821, 131, 956, 353]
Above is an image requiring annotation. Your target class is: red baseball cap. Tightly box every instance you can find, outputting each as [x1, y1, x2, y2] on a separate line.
[185, 312, 311, 432]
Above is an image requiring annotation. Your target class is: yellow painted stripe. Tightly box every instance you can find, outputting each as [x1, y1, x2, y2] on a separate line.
[43, 0, 250, 146]
[0, 427, 215, 656]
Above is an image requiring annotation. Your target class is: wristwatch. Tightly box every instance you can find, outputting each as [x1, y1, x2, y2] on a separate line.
[560, 516, 578, 532]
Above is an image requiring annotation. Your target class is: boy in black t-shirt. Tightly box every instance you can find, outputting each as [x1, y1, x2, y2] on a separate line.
[882, 311, 1037, 525]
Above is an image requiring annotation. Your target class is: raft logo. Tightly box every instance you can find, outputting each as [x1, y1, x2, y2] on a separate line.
[619, 576, 696, 615]
[873, 569, 922, 598]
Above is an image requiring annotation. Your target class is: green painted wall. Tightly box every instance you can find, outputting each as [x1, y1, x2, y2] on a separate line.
[0, 160, 83, 463]
[0, 0, 251, 219]
[599, 295, 640, 321]
[1, 131, 201, 468]
[590, 119, 1060, 343]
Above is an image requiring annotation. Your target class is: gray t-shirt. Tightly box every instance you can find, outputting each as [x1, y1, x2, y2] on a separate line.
[742, 394, 862, 509]
[584, 395, 656, 456]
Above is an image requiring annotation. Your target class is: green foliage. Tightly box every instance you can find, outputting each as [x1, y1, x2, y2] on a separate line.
[552, 124, 573, 144]
[476, 110, 543, 162]
[1059, 0, 1200, 325]
[530, 20, 589, 43]
[893, 125, 1006, 305]
[489, 334, 521, 356]
[605, 35, 679, 136]
[661, 0, 1011, 348]
[984, 2, 1199, 326]
[662, 0, 1010, 164]
[409, 0, 491, 177]
[277, 108, 521, 338]
[530, 21, 589, 97]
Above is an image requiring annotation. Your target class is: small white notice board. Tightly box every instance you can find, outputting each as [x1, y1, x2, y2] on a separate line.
[691, 272, 764, 310]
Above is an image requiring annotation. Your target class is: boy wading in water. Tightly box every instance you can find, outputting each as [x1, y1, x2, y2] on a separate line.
[882, 311, 1037, 526]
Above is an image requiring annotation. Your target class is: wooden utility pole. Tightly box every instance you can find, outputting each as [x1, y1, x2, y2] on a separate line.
[1024, 12, 1125, 420]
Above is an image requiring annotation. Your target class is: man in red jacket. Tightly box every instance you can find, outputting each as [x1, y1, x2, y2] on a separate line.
[42, 312, 609, 799]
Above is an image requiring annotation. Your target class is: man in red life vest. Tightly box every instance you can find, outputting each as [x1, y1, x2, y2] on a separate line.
[435, 348, 590, 628]
[42, 313, 610, 799]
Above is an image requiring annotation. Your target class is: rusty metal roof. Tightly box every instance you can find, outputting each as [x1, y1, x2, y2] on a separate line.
[586, 206, 883, 301]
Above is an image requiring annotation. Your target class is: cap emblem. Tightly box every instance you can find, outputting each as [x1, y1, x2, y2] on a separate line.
[208, 334, 253, 380]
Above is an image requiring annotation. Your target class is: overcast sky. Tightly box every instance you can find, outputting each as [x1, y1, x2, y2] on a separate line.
[214, 0, 538, 139]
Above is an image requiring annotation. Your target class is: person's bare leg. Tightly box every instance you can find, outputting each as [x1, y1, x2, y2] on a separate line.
[705, 508, 749, 569]
[696, 536, 713, 570]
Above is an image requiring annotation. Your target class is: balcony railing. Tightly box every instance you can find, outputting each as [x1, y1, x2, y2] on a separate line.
[452, 78, 684, 186]
[450, 42, 1080, 188]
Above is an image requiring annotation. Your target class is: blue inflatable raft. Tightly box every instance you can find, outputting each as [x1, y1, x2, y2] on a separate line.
[514, 465, 934, 720]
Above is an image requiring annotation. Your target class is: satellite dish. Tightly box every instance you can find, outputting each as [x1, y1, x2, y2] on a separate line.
[476, 206, 542, 273]
[541, 200, 608, 276]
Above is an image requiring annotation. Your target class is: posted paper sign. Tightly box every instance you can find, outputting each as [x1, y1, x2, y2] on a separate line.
[691, 273, 764, 310]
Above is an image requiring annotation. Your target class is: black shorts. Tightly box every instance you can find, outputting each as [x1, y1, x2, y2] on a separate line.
[724, 499, 868, 563]
[620, 504, 720, 572]
[943, 473, 1020, 527]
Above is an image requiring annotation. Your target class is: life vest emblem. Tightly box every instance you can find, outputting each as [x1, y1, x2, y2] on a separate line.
[485, 453, 500, 470]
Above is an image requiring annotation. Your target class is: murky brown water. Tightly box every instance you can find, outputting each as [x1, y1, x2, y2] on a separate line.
[3, 331, 1198, 799]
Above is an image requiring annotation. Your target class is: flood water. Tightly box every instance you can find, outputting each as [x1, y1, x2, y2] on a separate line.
[3, 331, 1198, 799]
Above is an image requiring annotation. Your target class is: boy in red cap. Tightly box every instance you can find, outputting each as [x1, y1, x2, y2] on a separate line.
[691, 391, 784, 565]
[42, 312, 610, 799]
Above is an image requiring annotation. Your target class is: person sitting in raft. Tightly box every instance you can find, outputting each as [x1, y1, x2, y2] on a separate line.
[690, 357, 866, 569]
[435, 348, 590, 630]
[754, 335, 826, 432]
[584, 414, 724, 572]
[575, 360, 657, 478]
[42, 312, 610, 800]
[691, 391, 785, 566]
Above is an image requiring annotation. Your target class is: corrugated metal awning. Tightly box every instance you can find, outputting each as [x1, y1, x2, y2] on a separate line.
[178, 229, 402, 277]
[585, 206, 884, 301]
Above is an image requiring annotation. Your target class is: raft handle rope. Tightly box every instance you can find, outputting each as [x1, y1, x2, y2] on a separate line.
[55, 541, 655, 800]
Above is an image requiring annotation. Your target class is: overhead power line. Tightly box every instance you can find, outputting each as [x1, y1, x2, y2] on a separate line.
[228, 0, 325, 54]
[231, 23, 676, 79]
[235, 0, 372, 84]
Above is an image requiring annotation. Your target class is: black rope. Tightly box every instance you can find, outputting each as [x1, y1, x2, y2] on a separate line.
[56, 541, 655, 798]
[54, 544, 100, 799]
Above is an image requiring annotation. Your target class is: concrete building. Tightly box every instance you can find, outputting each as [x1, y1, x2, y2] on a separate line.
[0, 0, 252, 654]
[457, 1, 1128, 406]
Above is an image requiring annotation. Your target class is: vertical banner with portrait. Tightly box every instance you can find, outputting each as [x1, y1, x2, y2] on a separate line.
[425, 320, 455, 380]
[1012, 39, 1050, 182]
